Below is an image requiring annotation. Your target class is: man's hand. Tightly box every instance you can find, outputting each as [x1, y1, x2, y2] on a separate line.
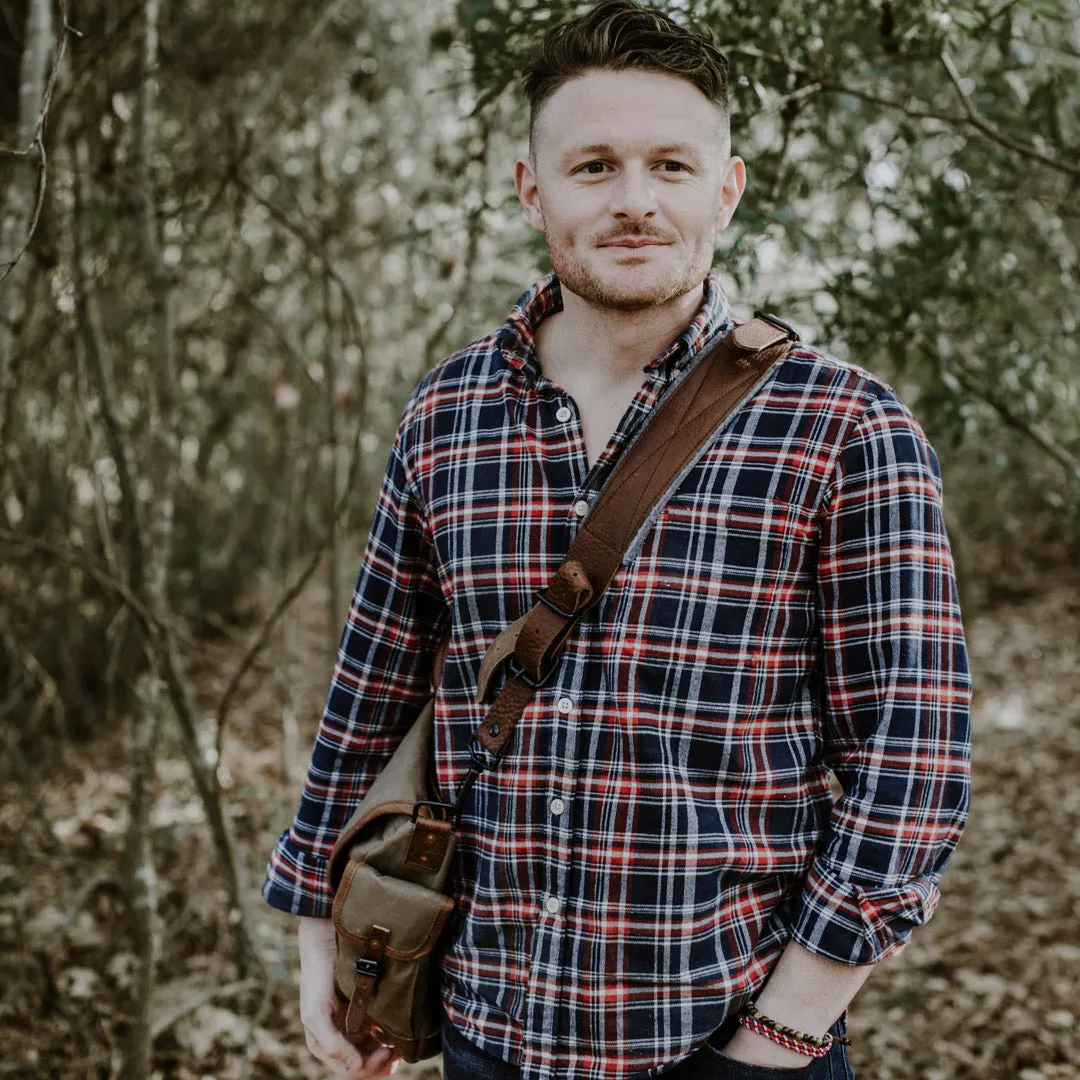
[297, 916, 400, 1079]
[718, 940, 872, 1070]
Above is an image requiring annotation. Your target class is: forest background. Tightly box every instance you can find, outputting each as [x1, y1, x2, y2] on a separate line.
[1, 0, 1079, 1078]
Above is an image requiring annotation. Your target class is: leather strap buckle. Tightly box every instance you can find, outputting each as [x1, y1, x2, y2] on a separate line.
[506, 655, 559, 690]
[752, 310, 799, 340]
[354, 955, 381, 979]
[410, 799, 455, 823]
[534, 586, 579, 621]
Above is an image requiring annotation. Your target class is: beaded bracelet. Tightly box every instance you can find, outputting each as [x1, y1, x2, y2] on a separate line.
[736, 1001, 851, 1060]
[737, 1014, 833, 1058]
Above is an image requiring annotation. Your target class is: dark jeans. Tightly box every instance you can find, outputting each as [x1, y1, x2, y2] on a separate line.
[440, 1013, 854, 1080]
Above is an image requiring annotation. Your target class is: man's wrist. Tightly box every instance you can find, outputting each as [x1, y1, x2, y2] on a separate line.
[298, 914, 338, 957]
[719, 1026, 811, 1069]
[751, 988, 837, 1042]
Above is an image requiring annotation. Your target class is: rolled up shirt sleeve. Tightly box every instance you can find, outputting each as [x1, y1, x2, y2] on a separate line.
[790, 392, 972, 965]
[262, 412, 446, 917]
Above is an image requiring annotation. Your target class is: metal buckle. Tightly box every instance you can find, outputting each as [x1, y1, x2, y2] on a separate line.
[467, 741, 495, 773]
[752, 310, 799, 341]
[506, 656, 558, 690]
[354, 955, 381, 979]
[534, 587, 579, 621]
[410, 799, 455, 823]
[450, 754, 490, 818]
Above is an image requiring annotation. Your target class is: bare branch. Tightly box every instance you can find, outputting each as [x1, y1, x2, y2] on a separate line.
[0, 628, 62, 843]
[71, 137, 147, 591]
[244, 0, 355, 126]
[0, 529, 159, 633]
[939, 51, 1080, 180]
[917, 342, 1080, 484]
[820, 82, 981, 128]
[155, 627, 264, 977]
[950, 366, 1080, 484]
[33, 950, 92, 1052]
[236, 173, 369, 361]
[0, 0, 77, 284]
[728, 37, 1080, 183]
[213, 418, 367, 759]
[0, 139, 48, 286]
[424, 115, 492, 369]
[821, 77, 1080, 180]
[0, 625, 64, 733]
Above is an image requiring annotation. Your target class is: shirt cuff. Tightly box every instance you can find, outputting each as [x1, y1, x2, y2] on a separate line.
[261, 829, 334, 919]
[787, 860, 941, 966]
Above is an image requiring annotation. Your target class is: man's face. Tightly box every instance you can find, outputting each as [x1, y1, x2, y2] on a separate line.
[515, 69, 745, 312]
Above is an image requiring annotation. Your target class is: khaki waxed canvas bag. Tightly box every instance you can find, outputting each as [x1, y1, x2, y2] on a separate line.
[325, 314, 798, 1062]
[328, 693, 453, 1060]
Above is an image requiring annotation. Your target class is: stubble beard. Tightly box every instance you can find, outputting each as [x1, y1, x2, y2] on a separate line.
[546, 233, 714, 313]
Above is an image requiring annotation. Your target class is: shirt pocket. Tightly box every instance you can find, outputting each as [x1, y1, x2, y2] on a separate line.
[657, 491, 814, 572]
[632, 492, 818, 646]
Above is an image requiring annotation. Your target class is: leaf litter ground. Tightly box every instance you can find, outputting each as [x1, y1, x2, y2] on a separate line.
[1, 584, 1078, 1079]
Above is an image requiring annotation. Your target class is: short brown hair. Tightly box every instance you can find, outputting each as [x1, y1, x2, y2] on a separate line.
[523, 0, 730, 150]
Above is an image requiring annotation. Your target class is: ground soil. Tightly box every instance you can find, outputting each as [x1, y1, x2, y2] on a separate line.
[1, 582, 1078, 1080]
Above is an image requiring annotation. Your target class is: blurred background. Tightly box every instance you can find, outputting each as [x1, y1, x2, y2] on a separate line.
[1, 0, 1078, 1077]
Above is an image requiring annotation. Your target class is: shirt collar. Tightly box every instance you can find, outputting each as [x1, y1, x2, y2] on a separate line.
[496, 272, 735, 384]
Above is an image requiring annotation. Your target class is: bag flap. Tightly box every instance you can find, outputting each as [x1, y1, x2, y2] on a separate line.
[328, 698, 438, 886]
[332, 858, 454, 960]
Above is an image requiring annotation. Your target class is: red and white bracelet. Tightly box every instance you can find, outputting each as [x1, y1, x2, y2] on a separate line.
[736, 1001, 850, 1060]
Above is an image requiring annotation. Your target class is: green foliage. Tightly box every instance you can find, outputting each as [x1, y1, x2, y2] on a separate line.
[453, 0, 1080, 553]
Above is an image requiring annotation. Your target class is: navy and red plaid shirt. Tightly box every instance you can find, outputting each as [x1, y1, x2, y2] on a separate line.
[264, 274, 971, 1079]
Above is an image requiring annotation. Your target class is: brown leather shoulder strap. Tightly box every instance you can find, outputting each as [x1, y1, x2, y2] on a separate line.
[470, 315, 796, 737]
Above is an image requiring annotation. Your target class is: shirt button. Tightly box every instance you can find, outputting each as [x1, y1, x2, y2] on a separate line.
[573, 499, 589, 517]
[550, 798, 566, 817]
[557, 697, 573, 714]
[545, 896, 561, 915]
[555, 405, 573, 423]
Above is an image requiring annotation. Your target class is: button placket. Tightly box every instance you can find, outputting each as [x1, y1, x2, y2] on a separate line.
[533, 666, 578, 1057]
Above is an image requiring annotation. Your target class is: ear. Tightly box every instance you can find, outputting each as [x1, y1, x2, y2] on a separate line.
[515, 156, 546, 234]
[715, 155, 746, 233]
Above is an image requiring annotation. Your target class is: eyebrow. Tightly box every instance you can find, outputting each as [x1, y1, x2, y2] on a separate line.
[561, 142, 702, 166]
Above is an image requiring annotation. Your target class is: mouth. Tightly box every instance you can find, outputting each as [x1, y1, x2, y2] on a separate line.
[599, 238, 669, 249]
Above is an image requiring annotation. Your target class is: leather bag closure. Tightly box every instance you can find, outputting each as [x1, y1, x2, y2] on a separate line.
[332, 859, 455, 961]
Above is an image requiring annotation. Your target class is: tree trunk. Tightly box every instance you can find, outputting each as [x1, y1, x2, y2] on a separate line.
[120, 2, 168, 1073]
[133, 0, 261, 982]
[120, 670, 162, 1080]
[0, 0, 54, 482]
[324, 269, 345, 656]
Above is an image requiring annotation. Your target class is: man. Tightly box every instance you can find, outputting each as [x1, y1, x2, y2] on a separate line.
[263, 2, 972, 1078]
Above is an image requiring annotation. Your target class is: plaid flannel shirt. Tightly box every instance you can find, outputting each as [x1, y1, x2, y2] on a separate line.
[264, 274, 972, 1079]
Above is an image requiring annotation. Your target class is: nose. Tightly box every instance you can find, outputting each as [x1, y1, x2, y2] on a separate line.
[609, 165, 657, 221]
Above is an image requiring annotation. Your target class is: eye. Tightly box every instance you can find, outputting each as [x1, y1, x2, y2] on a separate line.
[580, 161, 608, 174]
[658, 160, 690, 172]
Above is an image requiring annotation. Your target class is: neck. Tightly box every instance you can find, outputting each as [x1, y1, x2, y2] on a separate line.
[537, 280, 707, 386]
